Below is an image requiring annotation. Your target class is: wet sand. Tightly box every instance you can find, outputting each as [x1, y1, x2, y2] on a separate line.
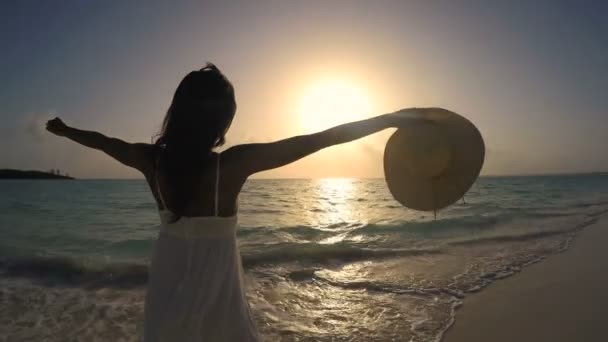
[444, 217, 608, 342]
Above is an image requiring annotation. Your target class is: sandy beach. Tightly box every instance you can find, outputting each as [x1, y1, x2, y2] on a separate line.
[444, 217, 608, 342]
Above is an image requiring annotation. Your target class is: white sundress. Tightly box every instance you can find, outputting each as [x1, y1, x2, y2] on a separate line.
[143, 154, 258, 342]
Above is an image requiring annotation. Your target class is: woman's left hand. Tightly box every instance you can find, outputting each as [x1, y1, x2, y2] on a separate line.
[46, 117, 69, 136]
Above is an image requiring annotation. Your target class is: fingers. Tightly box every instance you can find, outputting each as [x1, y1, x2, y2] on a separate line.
[46, 117, 63, 126]
[45, 117, 65, 134]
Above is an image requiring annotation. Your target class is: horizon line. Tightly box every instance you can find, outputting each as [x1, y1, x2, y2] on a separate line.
[32, 171, 608, 180]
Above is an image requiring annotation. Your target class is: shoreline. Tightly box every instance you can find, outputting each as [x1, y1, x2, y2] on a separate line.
[443, 216, 608, 342]
[0, 169, 74, 180]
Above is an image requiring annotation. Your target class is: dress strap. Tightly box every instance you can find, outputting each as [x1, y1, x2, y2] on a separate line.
[154, 153, 168, 210]
[214, 153, 220, 216]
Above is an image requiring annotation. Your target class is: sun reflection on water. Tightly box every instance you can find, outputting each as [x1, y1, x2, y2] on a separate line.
[307, 178, 362, 226]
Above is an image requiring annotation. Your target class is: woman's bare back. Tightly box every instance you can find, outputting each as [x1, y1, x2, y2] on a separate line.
[149, 152, 245, 218]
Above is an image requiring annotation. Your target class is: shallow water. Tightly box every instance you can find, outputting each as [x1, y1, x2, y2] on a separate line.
[1, 175, 608, 341]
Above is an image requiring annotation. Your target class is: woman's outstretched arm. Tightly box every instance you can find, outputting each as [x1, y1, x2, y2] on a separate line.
[226, 108, 428, 177]
[46, 118, 154, 174]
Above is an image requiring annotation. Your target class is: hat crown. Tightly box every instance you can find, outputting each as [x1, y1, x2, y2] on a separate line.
[401, 124, 452, 179]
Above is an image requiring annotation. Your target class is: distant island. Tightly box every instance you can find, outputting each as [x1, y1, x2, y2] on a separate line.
[0, 169, 74, 180]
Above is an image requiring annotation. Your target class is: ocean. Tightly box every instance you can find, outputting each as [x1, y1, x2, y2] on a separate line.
[1, 175, 607, 341]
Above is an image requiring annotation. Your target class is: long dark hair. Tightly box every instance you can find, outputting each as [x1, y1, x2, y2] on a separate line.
[154, 63, 236, 219]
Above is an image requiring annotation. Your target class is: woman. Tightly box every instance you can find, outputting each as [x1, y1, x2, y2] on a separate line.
[46, 63, 420, 341]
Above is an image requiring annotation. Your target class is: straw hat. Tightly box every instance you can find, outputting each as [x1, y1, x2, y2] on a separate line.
[383, 108, 485, 211]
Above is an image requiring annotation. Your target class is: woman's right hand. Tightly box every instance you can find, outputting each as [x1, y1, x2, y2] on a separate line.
[46, 117, 69, 136]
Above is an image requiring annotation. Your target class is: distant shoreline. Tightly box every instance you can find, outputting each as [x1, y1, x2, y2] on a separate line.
[0, 169, 74, 180]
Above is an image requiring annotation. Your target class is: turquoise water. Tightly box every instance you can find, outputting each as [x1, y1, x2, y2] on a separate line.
[1, 175, 608, 341]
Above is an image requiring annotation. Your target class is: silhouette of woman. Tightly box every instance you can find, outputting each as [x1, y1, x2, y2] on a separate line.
[46, 63, 421, 341]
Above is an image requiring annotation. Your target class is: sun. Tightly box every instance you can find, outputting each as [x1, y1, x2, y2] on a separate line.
[297, 79, 372, 132]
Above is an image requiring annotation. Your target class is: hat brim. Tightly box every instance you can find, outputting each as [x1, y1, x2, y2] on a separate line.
[383, 108, 485, 211]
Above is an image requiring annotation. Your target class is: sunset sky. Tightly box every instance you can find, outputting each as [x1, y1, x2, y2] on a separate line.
[1, 1, 607, 178]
